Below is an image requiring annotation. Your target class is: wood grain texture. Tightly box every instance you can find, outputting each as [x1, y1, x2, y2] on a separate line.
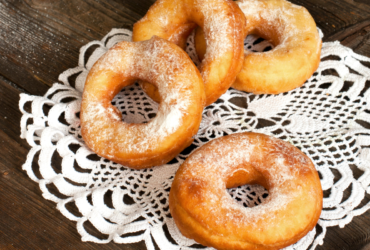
[0, 78, 146, 250]
[0, 0, 143, 95]
[0, 0, 370, 249]
[290, 0, 370, 57]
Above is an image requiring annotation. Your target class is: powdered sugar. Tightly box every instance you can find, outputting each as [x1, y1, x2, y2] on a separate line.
[133, 0, 245, 105]
[177, 133, 318, 228]
[184, 136, 254, 179]
[199, 0, 233, 60]
[170, 133, 322, 249]
[198, 0, 244, 86]
[221, 189, 292, 225]
[81, 37, 200, 159]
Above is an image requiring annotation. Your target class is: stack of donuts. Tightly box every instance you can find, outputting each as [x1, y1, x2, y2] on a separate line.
[80, 0, 323, 249]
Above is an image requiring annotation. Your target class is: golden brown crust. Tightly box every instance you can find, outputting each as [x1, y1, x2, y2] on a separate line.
[133, 0, 246, 106]
[195, 0, 322, 95]
[80, 37, 205, 169]
[169, 132, 323, 250]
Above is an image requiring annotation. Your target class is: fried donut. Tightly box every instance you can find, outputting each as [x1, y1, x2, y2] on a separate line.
[169, 132, 322, 250]
[195, 0, 322, 94]
[80, 37, 205, 169]
[132, 0, 246, 106]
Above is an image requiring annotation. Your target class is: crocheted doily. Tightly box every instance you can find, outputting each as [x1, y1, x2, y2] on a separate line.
[19, 28, 370, 250]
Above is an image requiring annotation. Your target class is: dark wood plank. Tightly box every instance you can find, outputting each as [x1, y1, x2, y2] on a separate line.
[0, 75, 29, 147]
[290, 0, 370, 36]
[327, 18, 370, 57]
[0, 127, 146, 250]
[0, 78, 146, 250]
[0, 0, 150, 96]
[290, 0, 370, 57]
[1, 0, 370, 249]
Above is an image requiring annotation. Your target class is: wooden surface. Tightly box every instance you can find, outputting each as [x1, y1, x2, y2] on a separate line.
[1, 0, 370, 249]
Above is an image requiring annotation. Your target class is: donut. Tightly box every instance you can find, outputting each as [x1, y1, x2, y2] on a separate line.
[169, 132, 322, 250]
[132, 0, 246, 106]
[80, 37, 205, 169]
[195, 0, 322, 94]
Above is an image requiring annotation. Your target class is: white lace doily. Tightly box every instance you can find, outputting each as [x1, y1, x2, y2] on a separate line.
[19, 28, 370, 250]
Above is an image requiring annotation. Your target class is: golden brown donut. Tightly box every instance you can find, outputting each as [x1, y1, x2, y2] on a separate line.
[195, 0, 322, 94]
[132, 0, 246, 106]
[80, 37, 205, 169]
[169, 132, 323, 250]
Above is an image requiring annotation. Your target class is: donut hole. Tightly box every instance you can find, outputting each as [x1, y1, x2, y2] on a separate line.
[245, 32, 275, 53]
[111, 83, 158, 124]
[228, 184, 269, 208]
[226, 169, 269, 208]
[246, 21, 281, 52]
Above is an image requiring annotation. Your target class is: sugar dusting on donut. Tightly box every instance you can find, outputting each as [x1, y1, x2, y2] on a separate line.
[133, 0, 246, 106]
[199, 0, 233, 60]
[170, 133, 322, 248]
[184, 136, 254, 179]
[82, 38, 197, 155]
[195, 0, 246, 102]
[180, 134, 312, 226]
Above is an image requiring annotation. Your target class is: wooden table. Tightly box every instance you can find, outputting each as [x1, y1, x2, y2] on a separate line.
[1, 0, 370, 249]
